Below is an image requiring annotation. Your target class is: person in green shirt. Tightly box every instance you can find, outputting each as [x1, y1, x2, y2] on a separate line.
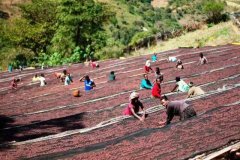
[108, 71, 116, 81]
[152, 53, 157, 62]
[140, 74, 153, 89]
[171, 76, 189, 92]
[8, 64, 13, 73]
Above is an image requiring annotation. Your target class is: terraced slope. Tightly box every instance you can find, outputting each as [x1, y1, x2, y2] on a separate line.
[0, 44, 239, 159]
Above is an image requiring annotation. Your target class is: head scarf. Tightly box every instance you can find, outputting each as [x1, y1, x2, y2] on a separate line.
[145, 60, 151, 67]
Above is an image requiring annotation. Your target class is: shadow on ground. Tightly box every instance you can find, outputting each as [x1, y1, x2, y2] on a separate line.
[0, 113, 86, 151]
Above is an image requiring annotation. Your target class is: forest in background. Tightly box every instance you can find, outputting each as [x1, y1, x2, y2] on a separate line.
[0, 0, 228, 69]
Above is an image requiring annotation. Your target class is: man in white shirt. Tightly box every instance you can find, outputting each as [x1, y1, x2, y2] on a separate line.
[198, 53, 208, 65]
[39, 73, 46, 87]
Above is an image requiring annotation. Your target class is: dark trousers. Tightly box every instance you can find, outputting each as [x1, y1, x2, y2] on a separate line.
[182, 105, 196, 120]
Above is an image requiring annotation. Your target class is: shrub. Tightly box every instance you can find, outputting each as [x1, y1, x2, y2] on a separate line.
[133, 20, 145, 27]
[128, 5, 135, 14]
[47, 52, 62, 66]
[110, 17, 118, 26]
[122, 20, 128, 25]
[130, 31, 152, 46]
[202, 0, 225, 24]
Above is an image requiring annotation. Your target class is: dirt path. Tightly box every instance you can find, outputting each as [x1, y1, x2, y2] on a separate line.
[0, 0, 29, 18]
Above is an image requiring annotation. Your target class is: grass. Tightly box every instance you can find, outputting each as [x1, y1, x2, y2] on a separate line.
[227, 0, 240, 5]
[132, 21, 240, 56]
[226, 0, 240, 12]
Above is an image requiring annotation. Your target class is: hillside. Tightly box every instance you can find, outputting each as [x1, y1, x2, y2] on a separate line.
[0, 2, 240, 158]
[0, 0, 181, 68]
[0, 0, 238, 69]
[134, 21, 240, 56]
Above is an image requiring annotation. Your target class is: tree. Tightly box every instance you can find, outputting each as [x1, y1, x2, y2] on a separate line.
[19, 0, 58, 54]
[203, 0, 225, 24]
[52, 0, 110, 60]
[4, 18, 48, 54]
[1, 0, 58, 63]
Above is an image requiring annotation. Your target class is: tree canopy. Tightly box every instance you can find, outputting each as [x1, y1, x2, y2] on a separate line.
[0, 0, 228, 68]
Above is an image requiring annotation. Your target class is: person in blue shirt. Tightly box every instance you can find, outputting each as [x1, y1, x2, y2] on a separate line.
[152, 53, 157, 62]
[140, 74, 153, 89]
[79, 75, 96, 91]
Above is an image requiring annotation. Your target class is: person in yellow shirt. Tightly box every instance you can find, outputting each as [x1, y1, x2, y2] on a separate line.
[32, 74, 40, 82]
[187, 82, 205, 98]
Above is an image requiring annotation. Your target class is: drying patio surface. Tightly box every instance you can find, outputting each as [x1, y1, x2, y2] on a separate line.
[0, 44, 239, 160]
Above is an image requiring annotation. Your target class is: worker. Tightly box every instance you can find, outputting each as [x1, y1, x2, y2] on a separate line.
[108, 71, 116, 81]
[151, 77, 161, 99]
[140, 74, 153, 89]
[79, 75, 96, 91]
[152, 53, 157, 62]
[187, 82, 205, 98]
[123, 92, 146, 122]
[144, 60, 153, 73]
[158, 95, 197, 126]
[198, 53, 208, 65]
[171, 77, 189, 92]
[176, 59, 184, 69]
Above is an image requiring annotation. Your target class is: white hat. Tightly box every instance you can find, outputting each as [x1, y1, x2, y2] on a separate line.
[145, 60, 151, 67]
[129, 92, 139, 100]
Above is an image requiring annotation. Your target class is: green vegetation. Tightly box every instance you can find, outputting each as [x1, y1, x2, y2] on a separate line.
[0, 0, 231, 69]
[0, 0, 58, 67]
[202, 0, 227, 23]
[137, 22, 240, 56]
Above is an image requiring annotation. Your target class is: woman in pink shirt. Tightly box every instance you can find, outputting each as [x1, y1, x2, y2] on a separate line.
[123, 92, 146, 121]
[90, 59, 99, 68]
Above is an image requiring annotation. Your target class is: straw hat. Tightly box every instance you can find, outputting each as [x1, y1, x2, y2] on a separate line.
[129, 92, 139, 100]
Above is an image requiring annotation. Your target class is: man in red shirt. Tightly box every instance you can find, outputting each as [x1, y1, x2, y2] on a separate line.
[151, 77, 161, 98]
